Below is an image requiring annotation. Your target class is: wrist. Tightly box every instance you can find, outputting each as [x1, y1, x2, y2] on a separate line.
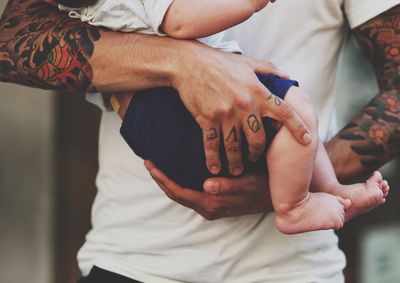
[169, 39, 206, 90]
[91, 33, 183, 92]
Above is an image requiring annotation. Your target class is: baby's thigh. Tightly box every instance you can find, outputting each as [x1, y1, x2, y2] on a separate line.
[284, 87, 317, 133]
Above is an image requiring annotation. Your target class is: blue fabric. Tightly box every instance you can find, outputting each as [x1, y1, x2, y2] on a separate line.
[120, 74, 298, 191]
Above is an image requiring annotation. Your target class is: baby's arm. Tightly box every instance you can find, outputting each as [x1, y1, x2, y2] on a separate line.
[162, 0, 270, 39]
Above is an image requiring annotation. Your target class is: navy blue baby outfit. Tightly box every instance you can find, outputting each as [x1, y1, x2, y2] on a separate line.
[120, 74, 298, 191]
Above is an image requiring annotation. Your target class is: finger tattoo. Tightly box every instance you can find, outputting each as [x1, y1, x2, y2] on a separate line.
[274, 96, 282, 106]
[207, 128, 218, 140]
[247, 114, 261, 133]
[266, 94, 282, 106]
[226, 127, 239, 142]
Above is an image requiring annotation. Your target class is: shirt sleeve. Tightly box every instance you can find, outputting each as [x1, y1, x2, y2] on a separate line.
[142, 0, 175, 34]
[344, 0, 400, 29]
[86, 93, 113, 111]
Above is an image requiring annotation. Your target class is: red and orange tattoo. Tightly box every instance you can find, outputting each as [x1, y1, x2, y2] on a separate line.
[0, 0, 100, 91]
[338, 5, 400, 169]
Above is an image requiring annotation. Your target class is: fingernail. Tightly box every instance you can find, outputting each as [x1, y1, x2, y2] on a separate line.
[204, 181, 219, 194]
[210, 165, 220, 174]
[232, 168, 243, 176]
[303, 133, 312, 144]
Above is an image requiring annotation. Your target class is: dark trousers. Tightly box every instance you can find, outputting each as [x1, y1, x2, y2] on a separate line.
[77, 266, 143, 283]
[121, 74, 298, 191]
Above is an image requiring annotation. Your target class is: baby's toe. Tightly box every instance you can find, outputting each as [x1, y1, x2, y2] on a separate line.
[337, 196, 352, 209]
[369, 171, 383, 183]
[381, 181, 390, 198]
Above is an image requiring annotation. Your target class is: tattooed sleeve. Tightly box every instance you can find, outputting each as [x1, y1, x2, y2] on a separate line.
[0, 0, 101, 92]
[336, 5, 400, 170]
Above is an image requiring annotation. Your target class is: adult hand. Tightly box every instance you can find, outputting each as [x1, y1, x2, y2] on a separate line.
[172, 43, 311, 177]
[144, 160, 272, 220]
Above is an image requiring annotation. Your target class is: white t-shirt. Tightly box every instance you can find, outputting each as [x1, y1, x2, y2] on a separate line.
[77, 1, 400, 283]
[59, 0, 241, 53]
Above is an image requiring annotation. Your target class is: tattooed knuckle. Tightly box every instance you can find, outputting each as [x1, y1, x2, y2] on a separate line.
[205, 127, 219, 141]
[247, 114, 262, 133]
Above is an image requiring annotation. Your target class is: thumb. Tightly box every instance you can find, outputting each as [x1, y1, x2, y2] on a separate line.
[203, 176, 255, 195]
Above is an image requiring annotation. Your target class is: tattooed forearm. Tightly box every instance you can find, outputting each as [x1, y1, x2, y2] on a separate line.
[337, 5, 400, 170]
[338, 89, 400, 168]
[0, 0, 101, 92]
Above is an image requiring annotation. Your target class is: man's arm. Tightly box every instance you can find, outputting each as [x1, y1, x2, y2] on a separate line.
[0, 0, 176, 92]
[0, 0, 311, 180]
[326, 5, 400, 182]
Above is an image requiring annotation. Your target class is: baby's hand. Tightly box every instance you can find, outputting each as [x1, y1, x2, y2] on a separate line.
[251, 0, 272, 12]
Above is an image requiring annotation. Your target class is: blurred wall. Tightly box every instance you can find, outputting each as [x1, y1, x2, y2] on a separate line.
[0, 2, 99, 283]
[0, 3, 55, 283]
[54, 92, 99, 283]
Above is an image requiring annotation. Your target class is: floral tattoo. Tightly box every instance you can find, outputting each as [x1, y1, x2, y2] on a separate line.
[338, 5, 400, 169]
[0, 0, 101, 92]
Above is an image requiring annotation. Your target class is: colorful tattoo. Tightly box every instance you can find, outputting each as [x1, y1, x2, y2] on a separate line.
[0, 0, 101, 92]
[338, 5, 400, 169]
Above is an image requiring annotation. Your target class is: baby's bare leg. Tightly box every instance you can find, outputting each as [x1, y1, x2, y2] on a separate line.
[311, 144, 389, 221]
[267, 87, 349, 234]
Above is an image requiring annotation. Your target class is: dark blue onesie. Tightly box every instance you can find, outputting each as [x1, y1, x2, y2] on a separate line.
[120, 74, 298, 191]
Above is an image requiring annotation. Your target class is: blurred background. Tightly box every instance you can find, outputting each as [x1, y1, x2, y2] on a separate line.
[0, 2, 399, 283]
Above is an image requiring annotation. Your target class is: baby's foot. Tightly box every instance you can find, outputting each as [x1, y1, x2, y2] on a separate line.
[275, 192, 351, 234]
[328, 171, 389, 221]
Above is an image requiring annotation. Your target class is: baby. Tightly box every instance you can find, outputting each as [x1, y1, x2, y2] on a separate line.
[58, 0, 389, 234]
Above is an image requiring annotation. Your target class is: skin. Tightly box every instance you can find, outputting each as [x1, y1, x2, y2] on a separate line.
[0, 1, 397, 220]
[0, 0, 311, 180]
[162, 0, 270, 39]
[147, 5, 400, 220]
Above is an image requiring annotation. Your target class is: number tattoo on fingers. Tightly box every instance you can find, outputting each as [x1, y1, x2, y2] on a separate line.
[207, 128, 218, 140]
[226, 127, 239, 142]
[266, 94, 282, 106]
[247, 114, 261, 133]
